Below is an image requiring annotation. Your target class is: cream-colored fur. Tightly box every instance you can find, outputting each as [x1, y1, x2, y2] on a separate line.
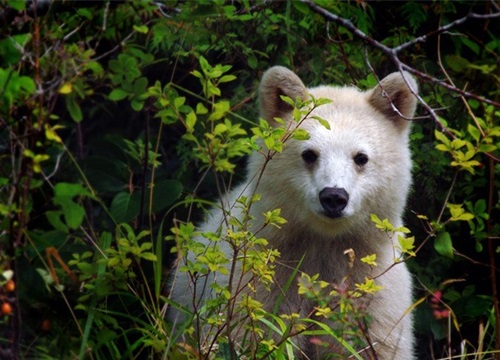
[169, 66, 418, 359]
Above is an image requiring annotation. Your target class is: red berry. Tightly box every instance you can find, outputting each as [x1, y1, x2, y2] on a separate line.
[1, 302, 12, 315]
[4, 280, 15, 292]
[41, 319, 51, 331]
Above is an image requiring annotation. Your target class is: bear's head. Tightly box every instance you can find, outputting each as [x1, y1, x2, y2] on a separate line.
[250, 66, 418, 237]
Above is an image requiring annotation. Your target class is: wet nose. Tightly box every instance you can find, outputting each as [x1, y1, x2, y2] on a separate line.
[319, 187, 349, 218]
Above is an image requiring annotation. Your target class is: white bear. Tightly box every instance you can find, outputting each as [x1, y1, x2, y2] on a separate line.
[168, 66, 418, 360]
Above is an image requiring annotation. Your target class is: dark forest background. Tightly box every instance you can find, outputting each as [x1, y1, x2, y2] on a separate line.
[0, 1, 499, 359]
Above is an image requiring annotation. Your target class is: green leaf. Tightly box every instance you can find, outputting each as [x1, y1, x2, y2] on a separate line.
[150, 179, 183, 213]
[279, 95, 295, 107]
[247, 55, 258, 69]
[65, 96, 83, 122]
[435, 144, 449, 152]
[141, 252, 157, 261]
[108, 88, 128, 101]
[292, 128, 310, 140]
[313, 97, 332, 106]
[460, 37, 480, 55]
[398, 235, 416, 256]
[131, 99, 144, 111]
[456, 213, 474, 221]
[448, 203, 475, 221]
[133, 25, 149, 34]
[54, 182, 92, 198]
[450, 139, 467, 150]
[46, 211, 69, 232]
[199, 55, 211, 75]
[173, 96, 186, 109]
[110, 192, 140, 223]
[218, 75, 237, 83]
[312, 115, 331, 130]
[186, 111, 197, 132]
[467, 124, 481, 143]
[213, 123, 228, 136]
[18, 76, 35, 93]
[196, 103, 208, 115]
[208, 101, 230, 121]
[58, 198, 85, 229]
[474, 199, 487, 214]
[478, 144, 496, 153]
[108, 257, 120, 267]
[133, 77, 148, 95]
[191, 69, 203, 79]
[434, 231, 454, 258]
[360, 254, 377, 266]
[292, 1, 310, 14]
[52, 183, 90, 229]
[293, 107, 302, 122]
[8, 0, 26, 10]
[434, 130, 450, 147]
[445, 55, 469, 72]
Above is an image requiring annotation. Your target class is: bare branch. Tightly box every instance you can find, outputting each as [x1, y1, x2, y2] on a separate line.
[401, 65, 500, 108]
[302, 0, 500, 110]
[302, 0, 394, 56]
[394, 10, 500, 53]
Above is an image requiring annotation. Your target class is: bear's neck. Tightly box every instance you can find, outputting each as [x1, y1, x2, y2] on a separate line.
[258, 221, 397, 284]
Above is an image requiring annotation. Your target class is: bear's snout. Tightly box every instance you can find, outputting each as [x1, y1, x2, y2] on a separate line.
[319, 187, 349, 218]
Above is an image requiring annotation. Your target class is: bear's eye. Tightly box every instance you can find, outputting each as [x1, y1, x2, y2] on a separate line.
[354, 153, 369, 166]
[302, 149, 318, 164]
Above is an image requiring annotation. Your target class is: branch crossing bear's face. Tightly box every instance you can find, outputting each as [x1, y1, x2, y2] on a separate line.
[257, 67, 418, 236]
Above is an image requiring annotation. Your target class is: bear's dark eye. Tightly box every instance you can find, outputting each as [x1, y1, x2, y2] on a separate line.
[302, 149, 318, 164]
[354, 153, 369, 166]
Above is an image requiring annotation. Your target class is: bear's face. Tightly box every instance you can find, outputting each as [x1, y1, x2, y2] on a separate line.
[254, 67, 418, 236]
[274, 100, 410, 236]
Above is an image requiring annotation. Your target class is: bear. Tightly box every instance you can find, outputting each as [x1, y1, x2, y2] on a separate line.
[168, 66, 418, 359]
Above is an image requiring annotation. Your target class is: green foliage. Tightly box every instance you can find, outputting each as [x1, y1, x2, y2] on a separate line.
[370, 214, 416, 259]
[0, 1, 499, 359]
[108, 52, 153, 111]
[0, 68, 35, 112]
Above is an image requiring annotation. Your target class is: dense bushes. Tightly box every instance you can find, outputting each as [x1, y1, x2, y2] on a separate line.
[0, 1, 499, 359]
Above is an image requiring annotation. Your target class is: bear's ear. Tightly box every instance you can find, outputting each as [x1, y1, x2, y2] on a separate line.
[259, 66, 309, 123]
[367, 71, 418, 130]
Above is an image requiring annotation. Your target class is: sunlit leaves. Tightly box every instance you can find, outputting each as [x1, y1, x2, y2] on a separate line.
[23, 149, 49, 173]
[59, 82, 73, 94]
[191, 55, 236, 98]
[434, 128, 498, 174]
[263, 208, 287, 228]
[397, 235, 416, 257]
[360, 254, 377, 266]
[298, 273, 330, 298]
[370, 214, 415, 259]
[447, 203, 474, 222]
[355, 278, 383, 295]
[45, 124, 64, 144]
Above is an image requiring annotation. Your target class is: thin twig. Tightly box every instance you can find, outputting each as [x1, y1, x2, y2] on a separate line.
[393, 11, 500, 53]
[302, 0, 500, 110]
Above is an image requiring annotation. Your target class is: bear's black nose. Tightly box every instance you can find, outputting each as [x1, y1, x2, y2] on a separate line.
[319, 187, 349, 218]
